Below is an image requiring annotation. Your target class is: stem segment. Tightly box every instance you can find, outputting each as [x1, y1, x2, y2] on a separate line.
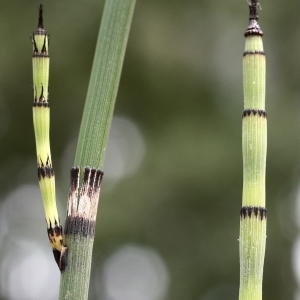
[59, 1, 136, 299]
[31, 4, 65, 270]
[239, 1, 267, 299]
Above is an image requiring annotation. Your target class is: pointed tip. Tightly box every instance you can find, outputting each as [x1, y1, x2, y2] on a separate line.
[35, 4, 46, 35]
[38, 4, 44, 29]
[244, 0, 263, 37]
[248, 0, 260, 21]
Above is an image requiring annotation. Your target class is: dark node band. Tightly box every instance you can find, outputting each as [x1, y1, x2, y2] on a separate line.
[38, 165, 54, 180]
[243, 50, 265, 57]
[240, 206, 267, 220]
[47, 221, 62, 238]
[47, 222, 63, 247]
[242, 109, 267, 118]
[64, 216, 96, 237]
[71, 167, 104, 182]
[33, 101, 49, 107]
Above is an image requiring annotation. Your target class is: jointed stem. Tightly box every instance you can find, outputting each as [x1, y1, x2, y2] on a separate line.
[31, 4, 65, 270]
[59, 1, 136, 299]
[239, 1, 267, 299]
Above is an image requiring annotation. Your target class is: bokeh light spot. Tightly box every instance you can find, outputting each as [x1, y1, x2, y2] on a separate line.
[97, 244, 170, 300]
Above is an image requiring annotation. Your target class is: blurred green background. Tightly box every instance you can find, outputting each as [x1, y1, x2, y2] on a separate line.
[0, 0, 300, 299]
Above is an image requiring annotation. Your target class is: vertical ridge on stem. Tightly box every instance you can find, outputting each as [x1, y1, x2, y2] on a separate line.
[59, 1, 136, 298]
[31, 4, 66, 271]
[239, 1, 267, 299]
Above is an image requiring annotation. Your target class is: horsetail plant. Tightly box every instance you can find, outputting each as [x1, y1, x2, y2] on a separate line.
[31, 4, 67, 271]
[239, 1, 267, 299]
[59, 1, 136, 299]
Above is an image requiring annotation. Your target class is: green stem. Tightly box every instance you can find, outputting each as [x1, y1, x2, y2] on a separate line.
[75, 0, 136, 169]
[59, 1, 136, 299]
[239, 1, 267, 300]
[31, 4, 64, 269]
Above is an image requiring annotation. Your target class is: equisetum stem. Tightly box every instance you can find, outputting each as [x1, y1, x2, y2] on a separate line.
[31, 4, 67, 271]
[239, 1, 267, 300]
[59, 0, 136, 298]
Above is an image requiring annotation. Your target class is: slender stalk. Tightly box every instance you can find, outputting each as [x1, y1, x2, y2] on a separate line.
[31, 4, 66, 270]
[59, 1, 136, 299]
[239, 1, 267, 300]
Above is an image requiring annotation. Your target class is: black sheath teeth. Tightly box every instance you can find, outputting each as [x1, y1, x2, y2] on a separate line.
[66, 167, 104, 229]
[81, 167, 104, 190]
[83, 167, 90, 184]
[37, 165, 54, 180]
[89, 168, 97, 188]
[240, 206, 267, 220]
[31, 35, 39, 54]
[70, 167, 80, 191]
[47, 225, 62, 236]
[242, 109, 267, 118]
[96, 169, 104, 186]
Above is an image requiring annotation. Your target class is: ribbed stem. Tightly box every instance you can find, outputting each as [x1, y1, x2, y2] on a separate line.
[59, 1, 136, 299]
[31, 4, 64, 269]
[239, 1, 267, 299]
